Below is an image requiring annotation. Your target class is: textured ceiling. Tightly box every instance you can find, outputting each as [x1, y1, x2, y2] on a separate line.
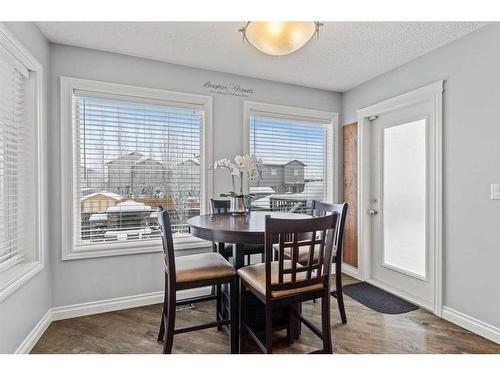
[36, 22, 486, 92]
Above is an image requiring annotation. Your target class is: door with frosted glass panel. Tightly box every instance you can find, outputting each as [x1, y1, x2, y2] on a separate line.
[370, 100, 434, 308]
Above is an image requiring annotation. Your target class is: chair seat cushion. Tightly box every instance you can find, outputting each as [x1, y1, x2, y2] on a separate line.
[237, 261, 323, 298]
[176, 253, 236, 284]
[273, 244, 336, 265]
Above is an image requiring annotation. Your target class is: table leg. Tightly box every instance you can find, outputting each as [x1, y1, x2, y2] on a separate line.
[232, 243, 246, 269]
[218, 242, 228, 259]
[220, 244, 245, 330]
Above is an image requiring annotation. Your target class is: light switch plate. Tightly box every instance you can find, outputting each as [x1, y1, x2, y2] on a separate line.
[491, 184, 500, 200]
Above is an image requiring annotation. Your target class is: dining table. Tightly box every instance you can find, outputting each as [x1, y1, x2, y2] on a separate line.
[187, 210, 311, 269]
[187, 210, 312, 338]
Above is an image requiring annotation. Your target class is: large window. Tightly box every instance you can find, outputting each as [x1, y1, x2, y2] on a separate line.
[0, 25, 43, 302]
[244, 102, 337, 213]
[61, 78, 212, 259]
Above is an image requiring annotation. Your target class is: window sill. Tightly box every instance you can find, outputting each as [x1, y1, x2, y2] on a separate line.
[0, 261, 44, 303]
[62, 236, 212, 261]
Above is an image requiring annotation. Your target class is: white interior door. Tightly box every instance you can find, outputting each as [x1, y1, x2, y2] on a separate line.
[369, 99, 435, 309]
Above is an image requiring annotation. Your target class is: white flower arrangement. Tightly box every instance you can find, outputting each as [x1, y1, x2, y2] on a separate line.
[213, 154, 263, 197]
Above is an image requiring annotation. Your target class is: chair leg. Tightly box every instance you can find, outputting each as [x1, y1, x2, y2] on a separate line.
[239, 280, 247, 353]
[294, 302, 301, 339]
[321, 293, 333, 354]
[286, 305, 294, 344]
[163, 290, 176, 354]
[335, 264, 347, 324]
[265, 304, 273, 354]
[157, 284, 168, 342]
[216, 284, 222, 330]
[157, 306, 165, 342]
[229, 279, 239, 354]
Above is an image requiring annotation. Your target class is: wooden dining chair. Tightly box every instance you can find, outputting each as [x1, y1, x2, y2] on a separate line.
[238, 214, 338, 354]
[274, 201, 348, 324]
[211, 199, 265, 264]
[312, 201, 348, 324]
[156, 206, 239, 353]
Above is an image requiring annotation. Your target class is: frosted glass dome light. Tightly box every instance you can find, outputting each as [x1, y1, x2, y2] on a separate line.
[238, 21, 323, 56]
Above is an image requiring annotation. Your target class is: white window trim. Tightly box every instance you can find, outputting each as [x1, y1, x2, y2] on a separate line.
[60, 77, 213, 260]
[0, 23, 44, 303]
[243, 101, 339, 203]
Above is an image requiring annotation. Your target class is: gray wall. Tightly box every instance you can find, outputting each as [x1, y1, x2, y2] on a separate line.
[0, 22, 51, 353]
[342, 23, 500, 329]
[48, 43, 341, 307]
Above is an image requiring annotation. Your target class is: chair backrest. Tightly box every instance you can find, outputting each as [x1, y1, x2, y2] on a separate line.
[157, 206, 176, 289]
[311, 200, 348, 263]
[265, 214, 338, 299]
[211, 198, 230, 214]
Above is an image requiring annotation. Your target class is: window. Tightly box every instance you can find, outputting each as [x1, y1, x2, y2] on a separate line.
[61, 77, 212, 259]
[0, 25, 43, 301]
[244, 102, 337, 212]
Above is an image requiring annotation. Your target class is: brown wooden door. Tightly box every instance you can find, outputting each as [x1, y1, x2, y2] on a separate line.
[342, 123, 358, 267]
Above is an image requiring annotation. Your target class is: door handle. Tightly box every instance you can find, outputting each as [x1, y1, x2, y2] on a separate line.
[368, 209, 378, 215]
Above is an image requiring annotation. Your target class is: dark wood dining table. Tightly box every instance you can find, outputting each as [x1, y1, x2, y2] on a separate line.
[187, 210, 311, 269]
[187, 211, 312, 339]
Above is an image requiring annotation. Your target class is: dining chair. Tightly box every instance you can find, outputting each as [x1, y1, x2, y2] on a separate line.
[274, 200, 348, 324]
[156, 206, 239, 354]
[238, 213, 338, 354]
[211, 199, 265, 264]
[311, 201, 348, 324]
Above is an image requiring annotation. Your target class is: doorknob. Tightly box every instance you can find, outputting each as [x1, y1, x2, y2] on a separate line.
[368, 209, 378, 215]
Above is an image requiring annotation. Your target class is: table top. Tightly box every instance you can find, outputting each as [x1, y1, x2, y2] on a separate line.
[187, 211, 311, 244]
[188, 211, 311, 233]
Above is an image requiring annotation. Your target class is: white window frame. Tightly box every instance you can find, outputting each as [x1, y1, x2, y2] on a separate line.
[0, 24, 44, 302]
[60, 77, 213, 260]
[243, 101, 339, 203]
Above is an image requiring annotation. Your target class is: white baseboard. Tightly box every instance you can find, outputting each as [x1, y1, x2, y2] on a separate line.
[14, 310, 52, 354]
[51, 291, 163, 321]
[342, 262, 361, 280]
[51, 287, 211, 321]
[442, 306, 500, 345]
[14, 286, 211, 353]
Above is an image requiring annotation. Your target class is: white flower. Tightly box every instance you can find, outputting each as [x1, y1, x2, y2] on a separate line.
[214, 158, 236, 171]
[213, 154, 263, 192]
[237, 154, 257, 174]
[234, 155, 243, 167]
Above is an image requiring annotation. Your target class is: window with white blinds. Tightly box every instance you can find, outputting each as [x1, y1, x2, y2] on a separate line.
[71, 89, 205, 251]
[247, 106, 335, 213]
[0, 44, 34, 273]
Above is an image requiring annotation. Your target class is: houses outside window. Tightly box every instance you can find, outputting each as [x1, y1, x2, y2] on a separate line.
[61, 77, 212, 259]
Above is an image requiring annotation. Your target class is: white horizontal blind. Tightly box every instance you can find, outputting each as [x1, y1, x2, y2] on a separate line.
[249, 113, 330, 213]
[0, 46, 27, 271]
[73, 92, 202, 249]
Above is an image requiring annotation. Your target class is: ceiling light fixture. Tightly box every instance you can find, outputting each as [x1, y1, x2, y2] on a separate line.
[238, 21, 323, 56]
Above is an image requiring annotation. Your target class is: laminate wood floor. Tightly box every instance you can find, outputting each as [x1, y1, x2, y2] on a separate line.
[31, 275, 500, 354]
